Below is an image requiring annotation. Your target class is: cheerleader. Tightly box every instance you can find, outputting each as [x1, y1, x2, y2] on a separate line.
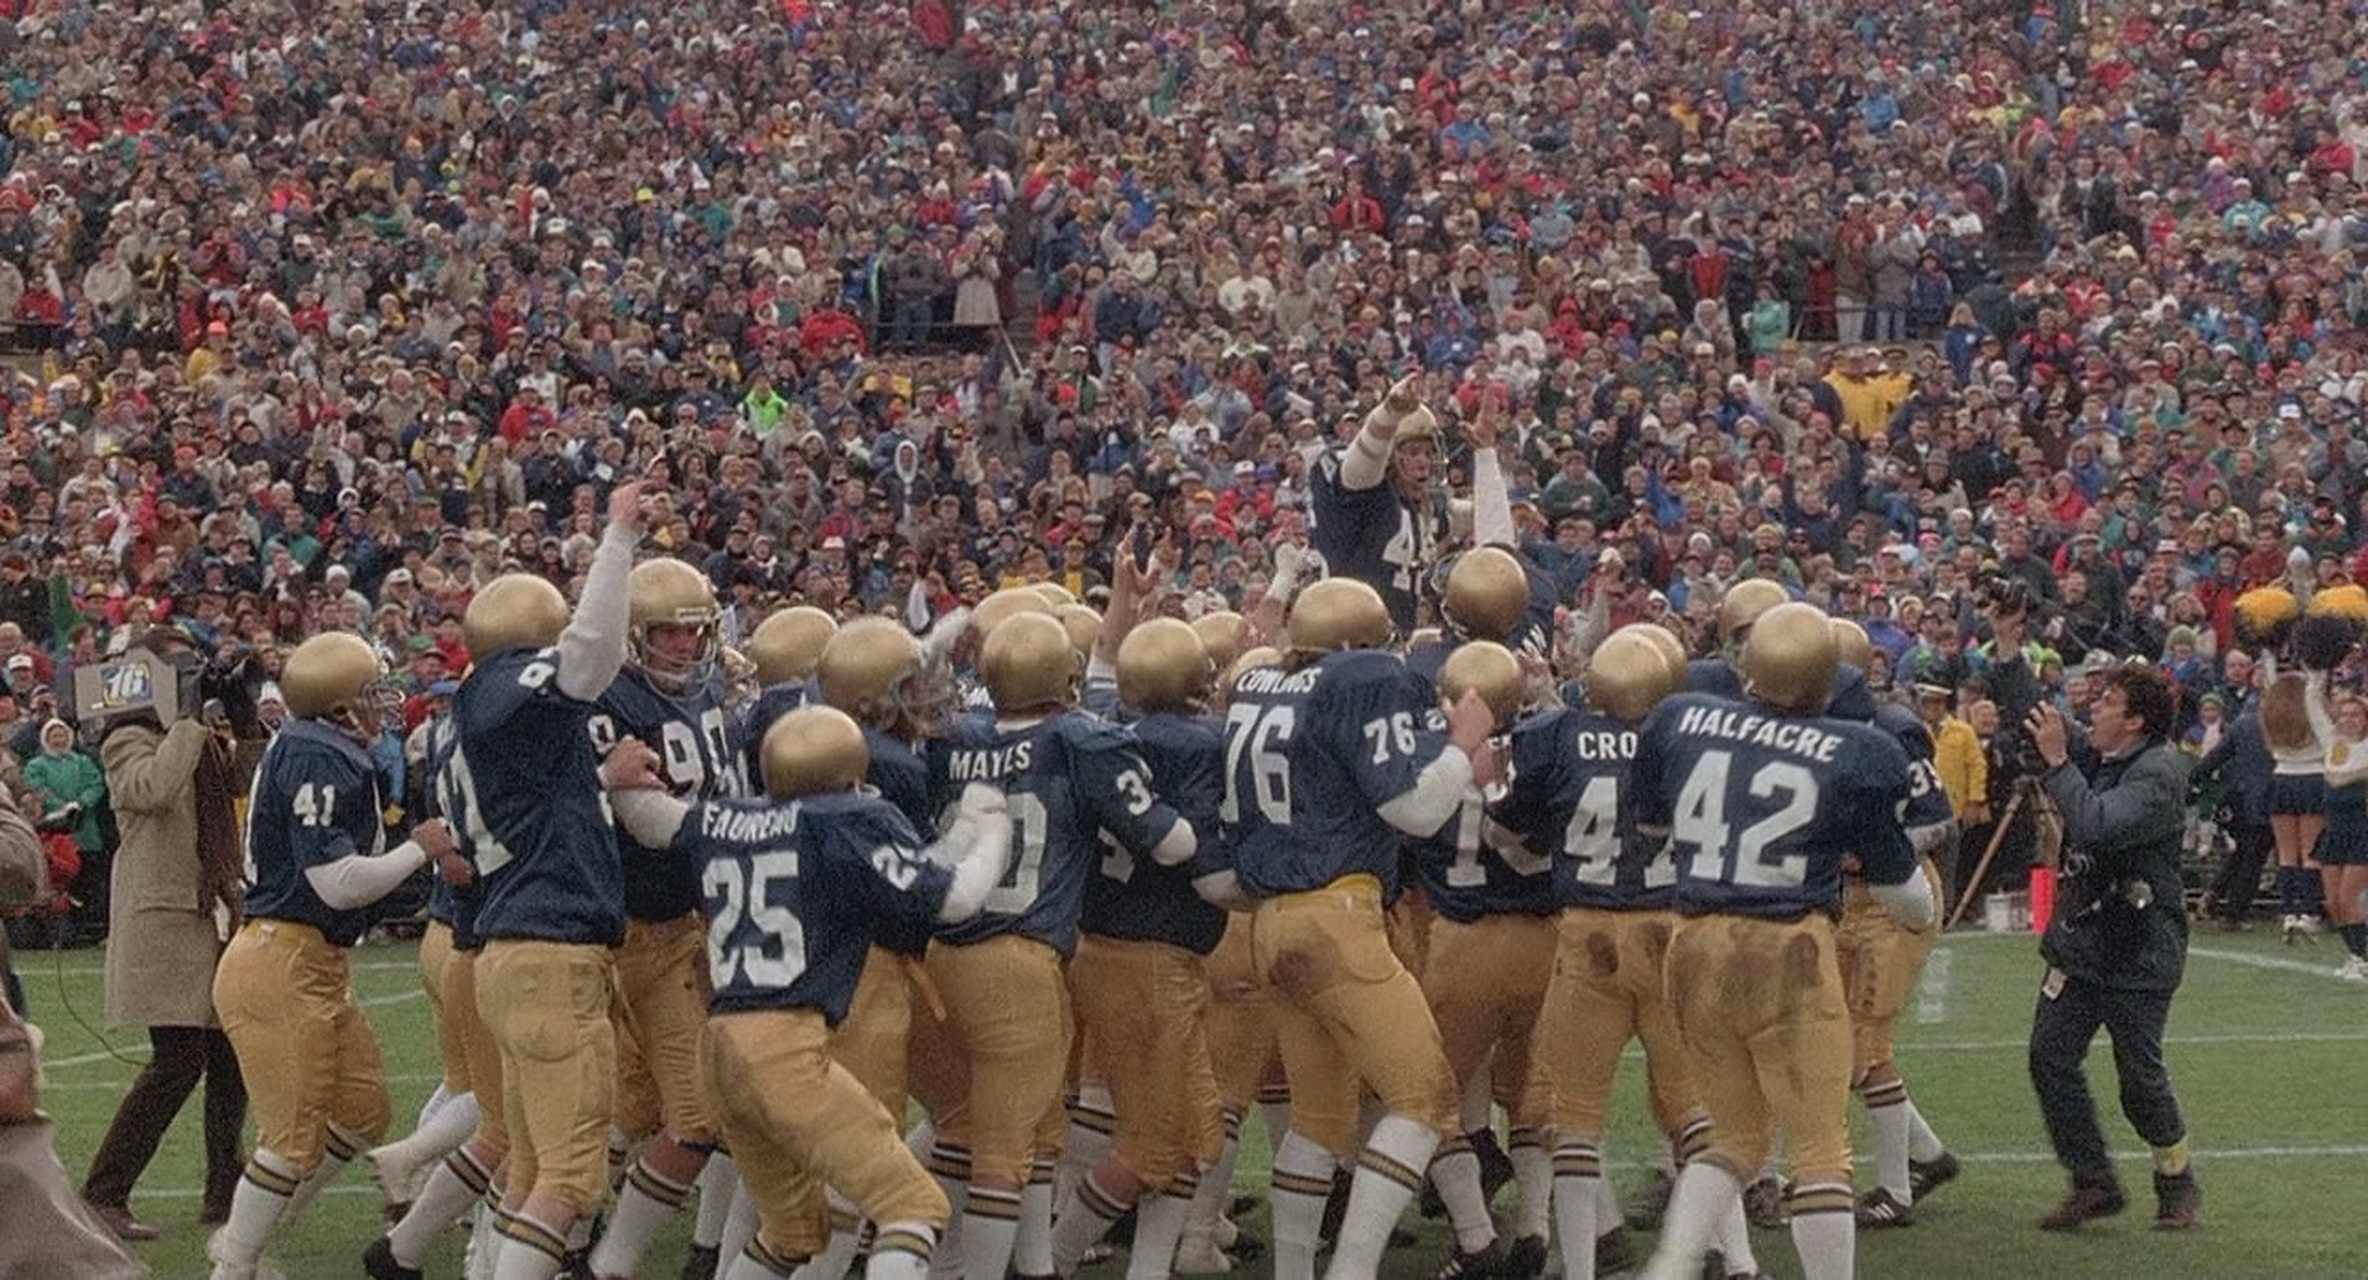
[2259, 653, 2329, 943]
[2313, 688, 2368, 982]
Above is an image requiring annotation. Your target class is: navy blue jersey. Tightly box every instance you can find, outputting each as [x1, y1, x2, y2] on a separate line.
[1224, 649, 1453, 898]
[677, 792, 952, 1025]
[1310, 446, 1450, 634]
[1084, 711, 1227, 955]
[1492, 706, 1673, 911]
[596, 668, 749, 923]
[1404, 637, 1450, 701]
[1828, 664, 1876, 721]
[1631, 693, 1917, 919]
[928, 711, 1181, 956]
[421, 714, 488, 952]
[864, 725, 938, 956]
[1686, 657, 1745, 699]
[1872, 703, 1958, 857]
[735, 680, 814, 788]
[242, 721, 388, 946]
[450, 647, 625, 947]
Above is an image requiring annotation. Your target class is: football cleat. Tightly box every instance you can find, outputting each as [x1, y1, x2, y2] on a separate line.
[1624, 1168, 1675, 1230]
[1828, 617, 1874, 671]
[283, 633, 389, 744]
[627, 558, 722, 690]
[462, 573, 571, 660]
[1432, 1237, 1514, 1279]
[762, 706, 871, 800]
[1908, 1151, 1961, 1202]
[2038, 1180, 2126, 1231]
[678, 1242, 721, 1280]
[1855, 1186, 1914, 1228]
[980, 612, 1082, 713]
[1741, 603, 1838, 714]
[1191, 611, 1252, 674]
[1439, 641, 1526, 726]
[1587, 629, 1680, 722]
[2152, 1170, 2201, 1230]
[1743, 1176, 1788, 1229]
[746, 606, 839, 688]
[1717, 579, 1790, 650]
[1444, 547, 1530, 644]
[1118, 618, 1215, 714]
[362, 1237, 423, 1280]
[1287, 578, 1394, 654]
[1055, 602, 1103, 659]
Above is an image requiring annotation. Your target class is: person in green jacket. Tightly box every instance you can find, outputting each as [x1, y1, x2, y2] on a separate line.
[22, 718, 105, 860]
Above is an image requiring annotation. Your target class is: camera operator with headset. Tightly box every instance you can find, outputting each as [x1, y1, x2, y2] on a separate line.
[2022, 662, 2201, 1234]
[78, 622, 251, 1240]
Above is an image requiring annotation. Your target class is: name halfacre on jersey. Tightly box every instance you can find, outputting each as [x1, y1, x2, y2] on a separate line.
[1672, 705, 1845, 763]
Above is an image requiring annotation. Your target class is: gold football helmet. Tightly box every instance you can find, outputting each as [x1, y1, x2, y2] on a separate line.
[1828, 617, 1874, 671]
[462, 573, 570, 661]
[1031, 582, 1078, 608]
[1191, 611, 1251, 674]
[1288, 577, 1394, 653]
[748, 606, 839, 688]
[1444, 547, 1529, 644]
[1743, 602, 1839, 714]
[1118, 617, 1214, 714]
[1055, 603, 1102, 659]
[628, 558, 721, 690]
[762, 706, 871, 799]
[980, 612, 1080, 712]
[283, 632, 388, 743]
[1227, 645, 1282, 687]
[1439, 640, 1526, 726]
[817, 618, 930, 729]
[1408, 626, 1443, 650]
[1718, 579, 1791, 651]
[972, 587, 1055, 643]
[1628, 622, 1691, 687]
[1587, 629, 1679, 722]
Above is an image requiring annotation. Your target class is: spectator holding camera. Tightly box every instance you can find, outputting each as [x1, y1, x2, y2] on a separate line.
[2023, 666, 2200, 1234]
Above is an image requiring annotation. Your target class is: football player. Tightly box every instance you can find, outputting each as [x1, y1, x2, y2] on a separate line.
[1404, 641, 1556, 1278]
[1631, 604, 1933, 1280]
[1311, 376, 1453, 634]
[588, 559, 753, 1280]
[913, 611, 1193, 1279]
[735, 605, 839, 783]
[211, 633, 473, 1280]
[1827, 620, 1960, 1227]
[601, 707, 1014, 1280]
[1048, 607, 1235, 1278]
[1191, 612, 1252, 677]
[448, 482, 643, 1280]
[955, 587, 1057, 713]
[1494, 628, 1761, 1280]
[1687, 580, 1789, 699]
[1222, 577, 1497, 1280]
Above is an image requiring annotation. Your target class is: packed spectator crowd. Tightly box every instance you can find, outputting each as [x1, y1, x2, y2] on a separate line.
[0, 0, 2365, 930]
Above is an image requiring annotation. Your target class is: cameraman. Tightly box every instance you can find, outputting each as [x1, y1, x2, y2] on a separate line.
[2022, 664, 2200, 1233]
[1962, 580, 2053, 902]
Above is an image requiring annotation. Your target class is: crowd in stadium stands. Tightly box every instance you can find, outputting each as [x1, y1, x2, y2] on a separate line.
[0, 0, 2365, 933]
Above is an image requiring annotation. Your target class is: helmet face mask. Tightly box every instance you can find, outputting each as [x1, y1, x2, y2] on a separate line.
[635, 616, 719, 692]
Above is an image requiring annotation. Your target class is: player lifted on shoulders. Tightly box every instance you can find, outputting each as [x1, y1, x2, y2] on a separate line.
[1631, 604, 1934, 1280]
[1312, 375, 1454, 636]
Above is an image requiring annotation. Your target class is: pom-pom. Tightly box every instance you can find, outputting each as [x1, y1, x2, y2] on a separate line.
[2234, 587, 2301, 650]
[2291, 613, 2365, 672]
[2307, 584, 2368, 622]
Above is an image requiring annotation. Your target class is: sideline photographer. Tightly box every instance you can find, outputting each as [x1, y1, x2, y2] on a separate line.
[1958, 578, 2055, 907]
[2022, 664, 2200, 1233]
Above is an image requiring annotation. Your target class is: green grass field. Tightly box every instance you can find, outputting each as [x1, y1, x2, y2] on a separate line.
[18, 926, 2364, 1278]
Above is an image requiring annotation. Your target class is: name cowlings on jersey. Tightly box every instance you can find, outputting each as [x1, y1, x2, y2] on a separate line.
[1223, 649, 1453, 899]
[451, 646, 626, 947]
[1632, 693, 1917, 920]
[1086, 711, 1228, 956]
[1491, 706, 1671, 913]
[596, 666, 750, 924]
[929, 711, 1180, 957]
[676, 791, 955, 1025]
[242, 719, 390, 947]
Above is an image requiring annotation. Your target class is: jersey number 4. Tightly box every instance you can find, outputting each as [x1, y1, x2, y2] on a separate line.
[1669, 750, 1818, 888]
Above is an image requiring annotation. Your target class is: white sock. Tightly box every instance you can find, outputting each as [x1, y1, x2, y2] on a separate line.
[1269, 1131, 1335, 1280]
[921, 1136, 968, 1280]
[283, 1147, 351, 1223]
[1016, 1159, 1057, 1275]
[493, 1212, 569, 1280]
[724, 1247, 800, 1280]
[864, 1221, 937, 1280]
[961, 1184, 1024, 1279]
[1430, 1146, 1495, 1253]
[1049, 1166, 1131, 1275]
[465, 1195, 502, 1280]
[1715, 1194, 1759, 1275]
[375, 1093, 483, 1188]
[1058, 1089, 1116, 1217]
[1640, 1163, 1740, 1280]
[417, 1083, 454, 1130]
[696, 1153, 740, 1249]
[722, 1187, 765, 1276]
[1592, 1175, 1621, 1236]
[1127, 1189, 1191, 1280]
[1551, 1151, 1601, 1280]
[1656, 1132, 1678, 1179]
[1327, 1114, 1440, 1278]
[1510, 1130, 1551, 1241]
[589, 1157, 696, 1277]
[209, 1149, 298, 1273]
[1180, 1120, 1241, 1262]
[798, 1190, 862, 1280]
[388, 1154, 491, 1266]
[1904, 1101, 1946, 1163]
[1790, 1209, 1855, 1280]
[1865, 1094, 1912, 1202]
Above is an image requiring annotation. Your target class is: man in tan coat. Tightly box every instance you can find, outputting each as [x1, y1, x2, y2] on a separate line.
[81, 627, 250, 1240]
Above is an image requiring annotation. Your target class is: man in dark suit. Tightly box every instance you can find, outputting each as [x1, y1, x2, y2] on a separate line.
[2190, 689, 2272, 931]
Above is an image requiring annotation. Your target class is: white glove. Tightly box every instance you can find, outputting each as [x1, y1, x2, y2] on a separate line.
[958, 782, 1009, 823]
[1270, 540, 1309, 597]
[921, 606, 974, 670]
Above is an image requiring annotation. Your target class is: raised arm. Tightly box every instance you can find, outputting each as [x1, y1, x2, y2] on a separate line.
[556, 480, 649, 701]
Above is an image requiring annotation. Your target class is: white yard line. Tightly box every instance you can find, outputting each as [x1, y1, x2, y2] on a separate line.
[38, 992, 425, 1070]
[2187, 945, 2360, 982]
